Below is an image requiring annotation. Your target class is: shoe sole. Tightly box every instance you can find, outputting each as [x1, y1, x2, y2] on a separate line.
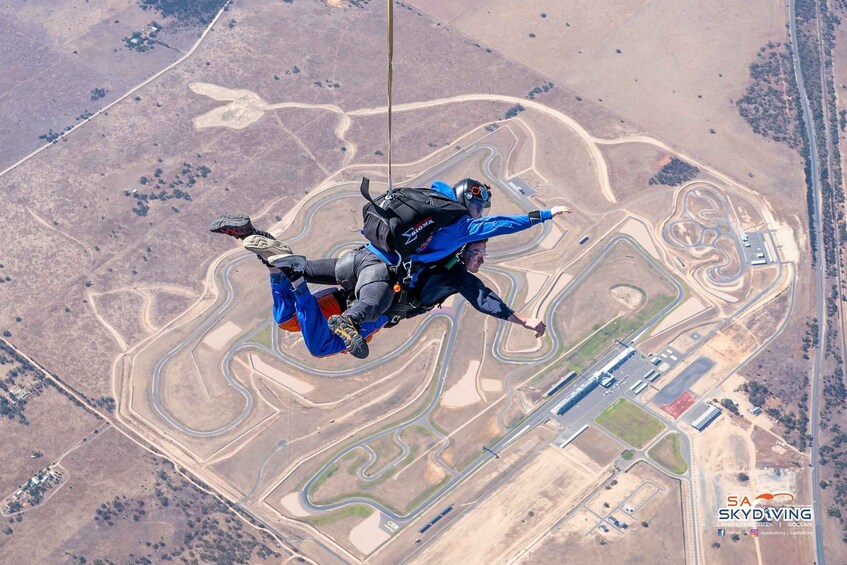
[210, 214, 252, 237]
[269, 254, 306, 269]
[328, 316, 369, 359]
[244, 235, 293, 261]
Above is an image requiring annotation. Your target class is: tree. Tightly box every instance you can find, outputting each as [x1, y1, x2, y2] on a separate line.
[738, 472, 750, 482]
[712, 542, 721, 549]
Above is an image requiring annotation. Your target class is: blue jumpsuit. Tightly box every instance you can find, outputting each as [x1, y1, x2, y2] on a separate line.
[270, 273, 389, 357]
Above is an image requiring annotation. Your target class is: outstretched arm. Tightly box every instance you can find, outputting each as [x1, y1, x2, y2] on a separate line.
[452, 270, 547, 337]
[436, 205, 572, 248]
[507, 312, 546, 338]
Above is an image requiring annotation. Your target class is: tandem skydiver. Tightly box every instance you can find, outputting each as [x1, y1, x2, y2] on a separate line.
[210, 214, 545, 358]
[210, 178, 569, 358]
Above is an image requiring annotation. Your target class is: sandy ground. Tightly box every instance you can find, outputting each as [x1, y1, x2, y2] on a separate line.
[441, 360, 482, 408]
[409, 446, 599, 564]
[250, 354, 314, 395]
[349, 510, 390, 555]
[538, 223, 564, 250]
[651, 295, 708, 335]
[518, 462, 686, 565]
[609, 285, 644, 309]
[771, 219, 801, 264]
[202, 321, 243, 351]
[190, 83, 273, 130]
[619, 217, 662, 259]
[480, 378, 502, 393]
[523, 270, 548, 302]
[628, 482, 661, 509]
[690, 413, 755, 541]
[280, 492, 311, 518]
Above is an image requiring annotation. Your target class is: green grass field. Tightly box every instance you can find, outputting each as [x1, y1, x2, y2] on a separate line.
[648, 433, 688, 474]
[595, 398, 665, 449]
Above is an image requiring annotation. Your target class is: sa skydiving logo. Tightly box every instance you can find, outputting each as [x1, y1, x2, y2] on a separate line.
[717, 492, 813, 522]
[402, 217, 435, 245]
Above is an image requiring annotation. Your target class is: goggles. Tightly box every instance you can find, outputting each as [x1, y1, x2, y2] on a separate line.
[465, 183, 491, 208]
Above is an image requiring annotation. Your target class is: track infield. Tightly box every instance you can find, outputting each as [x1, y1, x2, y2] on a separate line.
[595, 398, 665, 449]
[648, 432, 688, 474]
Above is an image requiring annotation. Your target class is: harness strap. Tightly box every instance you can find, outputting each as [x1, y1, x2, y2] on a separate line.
[360, 177, 374, 204]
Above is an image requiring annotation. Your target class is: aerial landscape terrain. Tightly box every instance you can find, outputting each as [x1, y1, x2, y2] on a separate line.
[1, 0, 846, 564]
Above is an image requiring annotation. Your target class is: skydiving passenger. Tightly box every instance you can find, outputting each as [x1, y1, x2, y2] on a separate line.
[209, 178, 569, 358]
[229, 234, 545, 358]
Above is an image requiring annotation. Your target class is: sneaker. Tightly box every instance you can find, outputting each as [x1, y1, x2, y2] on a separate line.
[209, 214, 257, 239]
[243, 235, 294, 263]
[328, 315, 369, 359]
[269, 253, 307, 280]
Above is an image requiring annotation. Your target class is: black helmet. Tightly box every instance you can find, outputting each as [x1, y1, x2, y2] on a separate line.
[453, 178, 492, 211]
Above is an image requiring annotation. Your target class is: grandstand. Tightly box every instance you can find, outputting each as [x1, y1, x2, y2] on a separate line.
[546, 371, 578, 397]
[550, 373, 602, 416]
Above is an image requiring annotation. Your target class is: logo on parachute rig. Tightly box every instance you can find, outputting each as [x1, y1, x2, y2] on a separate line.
[401, 216, 435, 246]
[717, 492, 813, 523]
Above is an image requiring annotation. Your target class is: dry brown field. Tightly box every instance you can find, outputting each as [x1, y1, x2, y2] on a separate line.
[599, 142, 673, 202]
[570, 425, 625, 467]
[410, 0, 803, 201]
[407, 444, 602, 564]
[439, 411, 502, 471]
[0, 386, 101, 496]
[0, 425, 287, 563]
[0, 0, 197, 168]
[372, 425, 557, 564]
[311, 425, 440, 509]
[518, 461, 686, 564]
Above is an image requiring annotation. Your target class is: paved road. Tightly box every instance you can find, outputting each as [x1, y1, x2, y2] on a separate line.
[789, 0, 827, 561]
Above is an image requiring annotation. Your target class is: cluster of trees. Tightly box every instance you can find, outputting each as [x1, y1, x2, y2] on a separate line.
[526, 81, 554, 100]
[720, 398, 740, 416]
[504, 104, 525, 119]
[802, 318, 820, 359]
[0, 349, 48, 425]
[90, 88, 108, 102]
[139, 0, 230, 26]
[1, 340, 105, 422]
[38, 125, 73, 144]
[797, 0, 847, 271]
[648, 158, 699, 186]
[736, 43, 802, 150]
[125, 161, 211, 217]
[313, 79, 341, 89]
[818, 421, 847, 537]
[743, 378, 809, 450]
